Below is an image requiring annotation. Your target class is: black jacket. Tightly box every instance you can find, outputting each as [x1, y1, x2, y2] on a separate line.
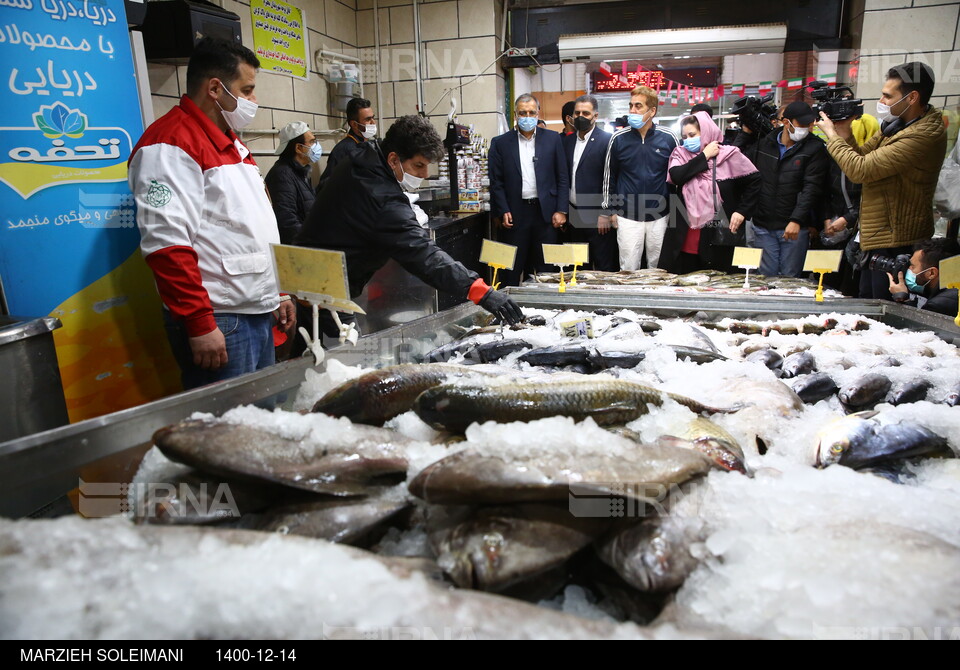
[488, 127, 569, 224]
[296, 142, 479, 299]
[316, 131, 367, 193]
[825, 160, 862, 227]
[730, 129, 761, 166]
[562, 126, 613, 212]
[753, 130, 829, 231]
[923, 287, 959, 316]
[661, 152, 761, 271]
[264, 157, 315, 244]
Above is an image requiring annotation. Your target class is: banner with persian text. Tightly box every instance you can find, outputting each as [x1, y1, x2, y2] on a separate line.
[0, 0, 179, 423]
[250, 0, 308, 80]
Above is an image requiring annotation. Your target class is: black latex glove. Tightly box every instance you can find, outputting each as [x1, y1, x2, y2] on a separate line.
[478, 288, 523, 325]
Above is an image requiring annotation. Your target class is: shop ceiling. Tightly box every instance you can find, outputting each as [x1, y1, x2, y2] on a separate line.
[504, 0, 845, 67]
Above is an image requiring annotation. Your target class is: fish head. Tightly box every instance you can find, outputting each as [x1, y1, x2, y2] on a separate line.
[312, 379, 367, 422]
[814, 412, 878, 468]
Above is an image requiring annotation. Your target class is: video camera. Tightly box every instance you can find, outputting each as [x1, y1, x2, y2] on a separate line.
[729, 93, 778, 137]
[808, 81, 864, 121]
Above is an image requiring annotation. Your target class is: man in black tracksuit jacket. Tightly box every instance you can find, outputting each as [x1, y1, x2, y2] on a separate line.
[297, 115, 521, 329]
[751, 101, 829, 277]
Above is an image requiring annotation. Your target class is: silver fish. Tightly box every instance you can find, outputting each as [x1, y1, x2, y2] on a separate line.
[814, 411, 952, 470]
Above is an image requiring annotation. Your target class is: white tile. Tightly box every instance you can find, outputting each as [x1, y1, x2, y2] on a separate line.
[380, 44, 420, 82]
[254, 70, 297, 109]
[861, 5, 959, 55]
[240, 109, 276, 152]
[390, 4, 415, 44]
[863, 0, 911, 9]
[151, 95, 179, 121]
[357, 0, 373, 9]
[256, 154, 279, 176]
[459, 0, 496, 39]
[458, 73, 500, 115]
[449, 111, 501, 142]
[857, 50, 960, 99]
[148, 64, 179, 97]
[299, 0, 326, 33]
[357, 9, 375, 48]
[336, 0, 357, 10]
[420, 1, 458, 41]
[324, 0, 358, 47]
[424, 36, 497, 79]
[293, 73, 330, 115]
[393, 80, 419, 116]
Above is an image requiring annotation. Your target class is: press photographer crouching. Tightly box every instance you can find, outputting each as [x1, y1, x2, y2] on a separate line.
[886, 238, 960, 316]
[817, 61, 947, 300]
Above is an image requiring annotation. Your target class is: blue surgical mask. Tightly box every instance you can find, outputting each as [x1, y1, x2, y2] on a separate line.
[517, 116, 537, 132]
[905, 267, 933, 294]
[627, 113, 646, 129]
[683, 137, 701, 153]
[306, 142, 323, 163]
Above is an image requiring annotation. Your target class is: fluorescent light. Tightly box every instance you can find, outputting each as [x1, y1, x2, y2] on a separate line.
[558, 24, 787, 62]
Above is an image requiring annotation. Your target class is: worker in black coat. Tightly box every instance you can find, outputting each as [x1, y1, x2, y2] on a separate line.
[297, 115, 522, 328]
[264, 121, 319, 244]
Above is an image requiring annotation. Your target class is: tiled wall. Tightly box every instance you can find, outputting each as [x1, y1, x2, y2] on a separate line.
[355, 0, 508, 147]
[851, 0, 960, 110]
[146, 0, 360, 179]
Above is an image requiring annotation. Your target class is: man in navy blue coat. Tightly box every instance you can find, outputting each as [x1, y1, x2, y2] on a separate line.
[563, 94, 617, 271]
[488, 94, 569, 286]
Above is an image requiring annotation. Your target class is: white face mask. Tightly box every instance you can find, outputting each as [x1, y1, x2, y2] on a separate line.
[788, 124, 810, 142]
[217, 84, 257, 131]
[877, 94, 908, 123]
[392, 160, 423, 191]
[358, 123, 377, 139]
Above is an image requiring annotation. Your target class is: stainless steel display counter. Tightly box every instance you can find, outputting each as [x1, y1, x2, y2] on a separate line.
[1, 290, 957, 519]
[353, 212, 489, 334]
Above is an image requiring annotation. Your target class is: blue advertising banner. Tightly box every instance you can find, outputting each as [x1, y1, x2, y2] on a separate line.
[0, 0, 180, 422]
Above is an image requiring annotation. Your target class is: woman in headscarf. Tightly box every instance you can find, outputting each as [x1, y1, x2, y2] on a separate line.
[662, 111, 760, 273]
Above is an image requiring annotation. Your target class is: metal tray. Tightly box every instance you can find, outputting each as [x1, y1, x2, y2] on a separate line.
[1, 291, 957, 518]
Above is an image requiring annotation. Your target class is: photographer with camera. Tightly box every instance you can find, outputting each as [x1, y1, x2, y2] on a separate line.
[730, 93, 778, 165]
[817, 62, 947, 300]
[886, 237, 960, 316]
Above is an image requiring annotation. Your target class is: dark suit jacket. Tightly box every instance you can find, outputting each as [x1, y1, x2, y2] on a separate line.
[488, 127, 569, 224]
[563, 127, 612, 212]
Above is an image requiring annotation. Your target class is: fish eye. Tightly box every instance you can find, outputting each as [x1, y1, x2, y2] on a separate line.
[830, 442, 846, 454]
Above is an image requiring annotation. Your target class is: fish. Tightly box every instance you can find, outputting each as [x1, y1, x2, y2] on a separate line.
[945, 384, 960, 407]
[427, 504, 609, 592]
[684, 325, 721, 354]
[740, 341, 771, 355]
[667, 346, 728, 365]
[240, 494, 411, 545]
[780, 352, 818, 379]
[870, 356, 902, 369]
[413, 380, 740, 434]
[423, 340, 477, 363]
[587, 350, 647, 370]
[153, 419, 410, 496]
[838, 373, 892, 410]
[312, 363, 483, 425]
[745, 349, 783, 373]
[468, 339, 532, 363]
[727, 322, 764, 335]
[763, 323, 800, 336]
[778, 342, 811, 357]
[408, 445, 713, 505]
[814, 411, 952, 470]
[640, 321, 663, 333]
[788, 373, 840, 404]
[656, 417, 748, 474]
[597, 515, 701, 593]
[518, 344, 590, 367]
[887, 379, 932, 406]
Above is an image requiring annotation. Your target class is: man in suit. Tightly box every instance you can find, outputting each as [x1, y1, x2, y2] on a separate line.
[488, 93, 569, 286]
[563, 94, 617, 271]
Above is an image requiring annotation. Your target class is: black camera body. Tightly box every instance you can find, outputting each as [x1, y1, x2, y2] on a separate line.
[864, 252, 911, 276]
[730, 93, 778, 137]
[809, 81, 864, 121]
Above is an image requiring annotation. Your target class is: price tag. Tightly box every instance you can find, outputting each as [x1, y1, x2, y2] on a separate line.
[732, 247, 763, 269]
[803, 250, 843, 273]
[941, 255, 960, 288]
[271, 244, 364, 314]
[569, 244, 590, 265]
[542, 244, 578, 266]
[480, 239, 517, 270]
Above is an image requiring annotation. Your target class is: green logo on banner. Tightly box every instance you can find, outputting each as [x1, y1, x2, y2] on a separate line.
[146, 179, 172, 207]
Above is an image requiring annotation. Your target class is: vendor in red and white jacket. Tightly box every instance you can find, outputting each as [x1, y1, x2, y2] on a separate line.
[128, 38, 295, 389]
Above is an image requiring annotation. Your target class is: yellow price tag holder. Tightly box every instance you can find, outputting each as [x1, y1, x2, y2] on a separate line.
[479, 239, 517, 290]
[568, 244, 590, 286]
[939, 255, 960, 327]
[803, 250, 843, 303]
[271, 244, 366, 364]
[732, 247, 763, 289]
[542, 244, 578, 293]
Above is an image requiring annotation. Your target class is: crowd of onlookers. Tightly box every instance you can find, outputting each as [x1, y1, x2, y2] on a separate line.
[484, 61, 959, 317]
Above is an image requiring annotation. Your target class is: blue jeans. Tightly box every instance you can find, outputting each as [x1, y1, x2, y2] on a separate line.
[163, 311, 276, 390]
[753, 225, 809, 278]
